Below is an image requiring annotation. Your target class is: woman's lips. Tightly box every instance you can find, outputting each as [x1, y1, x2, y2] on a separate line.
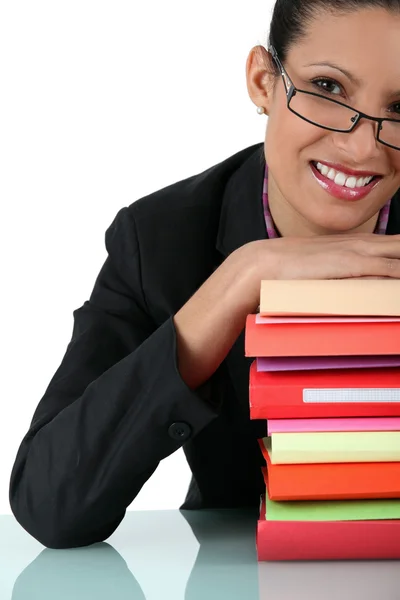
[310, 161, 383, 201]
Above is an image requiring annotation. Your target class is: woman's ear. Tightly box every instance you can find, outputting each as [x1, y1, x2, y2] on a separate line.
[245, 45, 276, 115]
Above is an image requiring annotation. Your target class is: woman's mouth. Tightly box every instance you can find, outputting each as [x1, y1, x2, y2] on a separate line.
[309, 161, 383, 201]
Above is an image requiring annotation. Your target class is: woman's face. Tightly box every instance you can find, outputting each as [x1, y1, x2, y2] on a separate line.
[247, 8, 400, 236]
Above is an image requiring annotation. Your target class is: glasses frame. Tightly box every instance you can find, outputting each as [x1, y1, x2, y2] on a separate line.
[268, 45, 400, 152]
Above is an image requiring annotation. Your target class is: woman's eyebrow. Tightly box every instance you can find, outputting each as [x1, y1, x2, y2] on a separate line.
[304, 61, 362, 85]
[305, 60, 400, 99]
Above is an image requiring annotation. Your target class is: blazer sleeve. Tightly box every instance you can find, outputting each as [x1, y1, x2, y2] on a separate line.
[9, 206, 220, 550]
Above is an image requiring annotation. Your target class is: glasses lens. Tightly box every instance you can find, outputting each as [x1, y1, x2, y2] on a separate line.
[290, 91, 358, 131]
[380, 119, 400, 150]
[290, 91, 400, 150]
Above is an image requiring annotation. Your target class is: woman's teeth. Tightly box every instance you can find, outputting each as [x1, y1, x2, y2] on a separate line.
[314, 161, 375, 188]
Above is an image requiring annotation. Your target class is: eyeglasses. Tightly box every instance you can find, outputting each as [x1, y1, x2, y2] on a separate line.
[268, 45, 400, 152]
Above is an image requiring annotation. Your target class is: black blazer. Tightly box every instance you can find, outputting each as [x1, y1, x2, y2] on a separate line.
[9, 142, 400, 549]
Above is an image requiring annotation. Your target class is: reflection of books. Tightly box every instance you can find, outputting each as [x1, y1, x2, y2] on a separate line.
[258, 559, 400, 600]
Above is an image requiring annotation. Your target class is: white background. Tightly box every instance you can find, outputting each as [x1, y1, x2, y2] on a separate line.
[1, 0, 275, 515]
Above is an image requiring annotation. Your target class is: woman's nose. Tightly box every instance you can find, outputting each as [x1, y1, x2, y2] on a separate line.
[332, 117, 381, 163]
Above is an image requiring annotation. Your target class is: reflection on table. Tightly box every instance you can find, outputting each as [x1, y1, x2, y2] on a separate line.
[6, 507, 400, 600]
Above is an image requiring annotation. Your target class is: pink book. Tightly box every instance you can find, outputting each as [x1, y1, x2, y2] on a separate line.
[267, 417, 400, 433]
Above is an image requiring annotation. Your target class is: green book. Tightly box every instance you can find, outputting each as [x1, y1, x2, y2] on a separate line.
[265, 487, 400, 521]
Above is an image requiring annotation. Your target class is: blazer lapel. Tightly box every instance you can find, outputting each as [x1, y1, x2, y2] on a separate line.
[216, 143, 267, 258]
[386, 189, 400, 234]
[215, 142, 268, 436]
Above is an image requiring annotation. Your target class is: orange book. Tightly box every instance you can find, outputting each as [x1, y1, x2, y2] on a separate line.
[245, 314, 400, 357]
[259, 441, 400, 500]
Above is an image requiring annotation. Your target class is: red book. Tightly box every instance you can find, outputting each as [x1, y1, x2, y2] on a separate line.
[249, 361, 400, 419]
[257, 495, 400, 561]
[245, 314, 400, 357]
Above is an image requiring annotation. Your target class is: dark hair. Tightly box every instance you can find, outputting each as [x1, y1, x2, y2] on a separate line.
[268, 0, 400, 73]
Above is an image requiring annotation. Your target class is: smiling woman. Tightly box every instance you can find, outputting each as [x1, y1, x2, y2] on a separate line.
[8, 0, 400, 550]
[246, 0, 400, 237]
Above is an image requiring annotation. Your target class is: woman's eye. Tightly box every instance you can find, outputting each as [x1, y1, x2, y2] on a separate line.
[390, 102, 400, 116]
[311, 78, 342, 96]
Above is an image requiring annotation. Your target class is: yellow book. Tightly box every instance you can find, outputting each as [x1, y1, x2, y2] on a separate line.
[265, 431, 400, 464]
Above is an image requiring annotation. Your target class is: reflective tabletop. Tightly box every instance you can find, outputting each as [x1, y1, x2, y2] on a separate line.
[1, 508, 399, 600]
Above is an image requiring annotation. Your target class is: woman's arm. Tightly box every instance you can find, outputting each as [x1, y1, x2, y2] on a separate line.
[173, 247, 260, 389]
[9, 208, 219, 549]
[174, 232, 400, 389]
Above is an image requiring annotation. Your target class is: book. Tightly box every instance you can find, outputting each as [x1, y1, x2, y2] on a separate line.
[245, 314, 400, 357]
[257, 496, 400, 561]
[259, 279, 400, 316]
[256, 355, 400, 372]
[264, 480, 400, 520]
[267, 416, 400, 433]
[249, 361, 400, 419]
[252, 278, 400, 561]
[265, 432, 400, 464]
[261, 450, 400, 501]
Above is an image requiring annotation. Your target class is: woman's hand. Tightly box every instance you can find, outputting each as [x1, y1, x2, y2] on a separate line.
[243, 232, 400, 282]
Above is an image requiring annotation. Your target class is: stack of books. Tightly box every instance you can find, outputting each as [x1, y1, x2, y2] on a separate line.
[245, 279, 400, 561]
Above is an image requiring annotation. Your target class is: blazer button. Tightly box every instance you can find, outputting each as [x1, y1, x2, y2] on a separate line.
[168, 422, 192, 442]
